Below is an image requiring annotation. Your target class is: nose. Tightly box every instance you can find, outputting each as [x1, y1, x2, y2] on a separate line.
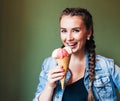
[66, 32, 74, 41]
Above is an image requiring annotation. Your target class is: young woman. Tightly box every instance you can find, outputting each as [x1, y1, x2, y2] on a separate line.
[33, 7, 120, 101]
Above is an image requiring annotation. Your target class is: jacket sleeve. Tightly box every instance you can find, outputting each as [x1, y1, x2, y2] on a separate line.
[33, 57, 57, 101]
[108, 59, 120, 93]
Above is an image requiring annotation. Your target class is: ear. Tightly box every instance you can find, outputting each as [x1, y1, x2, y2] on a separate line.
[87, 29, 92, 40]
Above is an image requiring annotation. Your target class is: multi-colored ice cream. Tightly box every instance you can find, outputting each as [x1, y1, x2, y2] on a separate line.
[52, 46, 72, 89]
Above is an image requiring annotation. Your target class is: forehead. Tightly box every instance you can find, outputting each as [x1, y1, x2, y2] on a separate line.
[60, 15, 85, 28]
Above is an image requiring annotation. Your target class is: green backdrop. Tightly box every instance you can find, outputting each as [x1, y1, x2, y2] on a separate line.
[0, 0, 120, 101]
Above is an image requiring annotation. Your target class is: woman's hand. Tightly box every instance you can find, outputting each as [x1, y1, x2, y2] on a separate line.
[38, 66, 65, 101]
[47, 66, 65, 89]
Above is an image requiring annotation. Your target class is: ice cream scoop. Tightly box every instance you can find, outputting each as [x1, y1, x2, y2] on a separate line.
[52, 46, 72, 89]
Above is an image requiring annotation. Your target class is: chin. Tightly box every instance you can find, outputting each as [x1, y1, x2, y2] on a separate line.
[71, 48, 78, 53]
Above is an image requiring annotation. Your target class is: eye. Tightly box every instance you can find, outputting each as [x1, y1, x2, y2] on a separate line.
[60, 29, 67, 33]
[73, 28, 80, 33]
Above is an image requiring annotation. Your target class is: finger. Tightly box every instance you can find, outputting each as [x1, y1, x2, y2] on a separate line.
[48, 69, 64, 81]
[49, 66, 64, 75]
[51, 72, 65, 79]
[47, 74, 64, 85]
[48, 71, 65, 84]
[51, 76, 64, 82]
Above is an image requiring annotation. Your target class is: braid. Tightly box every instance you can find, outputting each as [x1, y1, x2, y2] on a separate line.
[86, 35, 96, 101]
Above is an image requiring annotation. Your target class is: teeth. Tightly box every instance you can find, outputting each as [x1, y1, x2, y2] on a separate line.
[67, 43, 77, 46]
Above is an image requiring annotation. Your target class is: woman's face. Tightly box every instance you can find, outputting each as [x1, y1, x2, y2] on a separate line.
[60, 15, 91, 54]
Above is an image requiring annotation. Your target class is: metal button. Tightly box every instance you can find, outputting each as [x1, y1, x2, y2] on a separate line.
[55, 94, 59, 99]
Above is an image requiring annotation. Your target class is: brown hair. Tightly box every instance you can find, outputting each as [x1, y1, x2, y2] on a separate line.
[60, 8, 96, 101]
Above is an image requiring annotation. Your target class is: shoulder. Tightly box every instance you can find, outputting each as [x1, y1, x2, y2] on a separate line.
[96, 55, 114, 64]
[42, 57, 57, 70]
[95, 55, 114, 70]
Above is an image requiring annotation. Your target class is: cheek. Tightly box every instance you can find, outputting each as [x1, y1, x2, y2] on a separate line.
[60, 34, 65, 42]
[75, 34, 87, 42]
[74, 34, 82, 40]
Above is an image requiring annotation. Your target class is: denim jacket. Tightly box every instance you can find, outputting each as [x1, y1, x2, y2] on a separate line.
[33, 53, 120, 101]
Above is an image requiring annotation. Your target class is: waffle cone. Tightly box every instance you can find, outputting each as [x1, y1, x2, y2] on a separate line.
[56, 56, 71, 89]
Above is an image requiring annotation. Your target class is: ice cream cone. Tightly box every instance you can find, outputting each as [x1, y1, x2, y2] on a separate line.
[56, 55, 71, 89]
[52, 46, 72, 89]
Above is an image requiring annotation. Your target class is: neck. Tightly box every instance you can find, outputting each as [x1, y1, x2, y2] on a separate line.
[68, 50, 86, 84]
[71, 49, 86, 61]
[69, 49, 86, 70]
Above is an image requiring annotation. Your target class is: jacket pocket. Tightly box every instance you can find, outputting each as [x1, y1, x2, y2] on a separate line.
[93, 75, 112, 98]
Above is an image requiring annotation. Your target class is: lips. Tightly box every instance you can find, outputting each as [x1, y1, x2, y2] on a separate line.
[67, 42, 77, 48]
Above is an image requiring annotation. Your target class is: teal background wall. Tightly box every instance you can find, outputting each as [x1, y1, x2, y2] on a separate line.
[0, 0, 120, 101]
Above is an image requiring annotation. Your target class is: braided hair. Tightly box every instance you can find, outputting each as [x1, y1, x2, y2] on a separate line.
[60, 8, 96, 101]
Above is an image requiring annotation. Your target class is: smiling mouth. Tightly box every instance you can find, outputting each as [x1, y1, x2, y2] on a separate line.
[67, 42, 77, 48]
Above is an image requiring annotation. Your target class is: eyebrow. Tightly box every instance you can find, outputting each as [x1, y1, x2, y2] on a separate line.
[60, 28, 66, 29]
[60, 27, 80, 29]
[72, 27, 80, 29]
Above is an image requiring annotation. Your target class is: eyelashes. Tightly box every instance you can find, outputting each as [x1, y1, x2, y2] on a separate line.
[60, 28, 80, 33]
[60, 29, 67, 33]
